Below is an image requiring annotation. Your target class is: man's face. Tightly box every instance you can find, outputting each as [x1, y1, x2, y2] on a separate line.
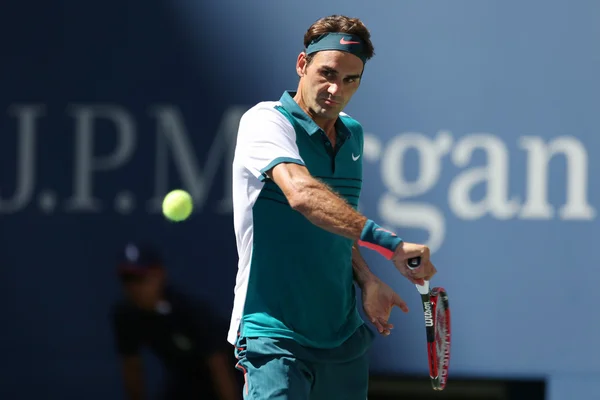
[120, 268, 164, 310]
[297, 50, 363, 120]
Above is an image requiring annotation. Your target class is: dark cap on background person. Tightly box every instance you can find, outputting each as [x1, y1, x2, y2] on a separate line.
[117, 243, 163, 276]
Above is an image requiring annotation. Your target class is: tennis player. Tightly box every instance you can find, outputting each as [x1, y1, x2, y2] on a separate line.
[229, 15, 437, 400]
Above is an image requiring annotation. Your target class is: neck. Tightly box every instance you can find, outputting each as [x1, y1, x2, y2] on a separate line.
[293, 89, 336, 136]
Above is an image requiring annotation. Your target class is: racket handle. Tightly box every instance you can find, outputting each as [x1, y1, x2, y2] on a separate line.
[406, 256, 430, 294]
[406, 257, 421, 269]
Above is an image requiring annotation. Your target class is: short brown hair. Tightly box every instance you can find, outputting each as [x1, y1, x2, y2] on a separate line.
[303, 15, 375, 64]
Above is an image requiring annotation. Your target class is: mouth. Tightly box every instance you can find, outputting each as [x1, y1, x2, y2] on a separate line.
[321, 98, 340, 106]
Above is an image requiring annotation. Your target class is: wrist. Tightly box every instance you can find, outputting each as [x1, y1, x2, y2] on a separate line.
[357, 219, 402, 260]
[354, 265, 378, 287]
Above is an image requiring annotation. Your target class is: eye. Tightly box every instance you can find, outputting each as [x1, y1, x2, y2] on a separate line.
[322, 70, 335, 78]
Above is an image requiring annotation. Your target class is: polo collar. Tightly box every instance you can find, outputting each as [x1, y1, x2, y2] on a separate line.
[279, 91, 351, 139]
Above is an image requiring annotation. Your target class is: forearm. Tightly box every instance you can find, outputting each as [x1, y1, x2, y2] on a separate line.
[121, 358, 145, 400]
[291, 178, 367, 240]
[352, 242, 377, 286]
[292, 180, 402, 259]
[124, 384, 144, 400]
[208, 352, 240, 400]
[272, 164, 403, 259]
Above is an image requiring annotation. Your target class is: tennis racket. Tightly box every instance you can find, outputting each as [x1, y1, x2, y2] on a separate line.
[407, 257, 451, 391]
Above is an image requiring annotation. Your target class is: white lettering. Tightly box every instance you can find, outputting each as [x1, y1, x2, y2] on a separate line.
[3, 102, 595, 245]
[519, 136, 595, 220]
[379, 194, 445, 254]
[376, 131, 452, 253]
[147, 105, 243, 214]
[449, 133, 520, 220]
[381, 131, 451, 198]
[65, 104, 136, 212]
[0, 105, 44, 213]
[363, 131, 596, 254]
[424, 301, 433, 327]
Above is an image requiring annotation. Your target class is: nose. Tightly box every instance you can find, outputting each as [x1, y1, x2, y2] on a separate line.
[327, 83, 341, 96]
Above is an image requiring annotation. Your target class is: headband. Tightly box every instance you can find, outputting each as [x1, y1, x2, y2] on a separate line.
[305, 32, 368, 64]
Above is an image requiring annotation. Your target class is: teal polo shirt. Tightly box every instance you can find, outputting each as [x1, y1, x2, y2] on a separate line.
[239, 91, 366, 349]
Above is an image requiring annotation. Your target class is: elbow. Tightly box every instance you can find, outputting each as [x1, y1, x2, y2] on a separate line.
[287, 190, 309, 212]
[286, 179, 312, 212]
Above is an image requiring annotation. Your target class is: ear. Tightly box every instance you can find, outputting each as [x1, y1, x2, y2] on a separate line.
[296, 52, 307, 77]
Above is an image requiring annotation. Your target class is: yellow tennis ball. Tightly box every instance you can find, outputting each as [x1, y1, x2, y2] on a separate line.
[162, 190, 193, 221]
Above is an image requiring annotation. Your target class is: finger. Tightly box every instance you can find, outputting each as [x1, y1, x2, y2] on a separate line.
[425, 261, 437, 281]
[420, 246, 431, 263]
[409, 265, 426, 279]
[376, 318, 393, 336]
[371, 318, 384, 334]
[408, 265, 421, 275]
[392, 292, 409, 313]
[393, 244, 426, 265]
[378, 319, 394, 331]
[405, 245, 430, 264]
[409, 276, 425, 286]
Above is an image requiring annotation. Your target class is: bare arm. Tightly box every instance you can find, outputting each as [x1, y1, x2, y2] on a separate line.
[352, 242, 377, 287]
[269, 163, 367, 239]
[269, 162, 436, 282]
[207, 351, 241, 400]
[120, 355, 145, 400]
[272, 163, 381, 285]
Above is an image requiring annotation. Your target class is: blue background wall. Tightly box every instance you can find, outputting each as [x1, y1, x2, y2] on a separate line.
[1, 1, 598, 399]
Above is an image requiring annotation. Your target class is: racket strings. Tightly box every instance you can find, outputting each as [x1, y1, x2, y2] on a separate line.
[435, 299, 448, 366]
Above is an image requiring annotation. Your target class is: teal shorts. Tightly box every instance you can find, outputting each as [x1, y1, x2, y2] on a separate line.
[234, 324, 375, 400]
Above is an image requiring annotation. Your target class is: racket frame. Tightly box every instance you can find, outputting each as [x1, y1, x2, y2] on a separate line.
[415, 284, 451, 390]
[406, 257, 451, 391]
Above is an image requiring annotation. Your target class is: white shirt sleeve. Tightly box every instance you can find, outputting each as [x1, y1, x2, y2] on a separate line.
[235, 104, 305, 181]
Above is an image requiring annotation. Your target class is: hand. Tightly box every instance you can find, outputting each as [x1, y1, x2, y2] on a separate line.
[361, 277, 409, 336]
[391, 242, 437, 285]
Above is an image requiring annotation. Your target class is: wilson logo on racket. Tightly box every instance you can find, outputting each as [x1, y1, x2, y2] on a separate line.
[424, 301, 434, 327]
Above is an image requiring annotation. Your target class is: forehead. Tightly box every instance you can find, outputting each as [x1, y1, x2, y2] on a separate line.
[310, 50, 364, 75]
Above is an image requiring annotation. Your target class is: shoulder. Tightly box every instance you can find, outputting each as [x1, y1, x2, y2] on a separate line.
[164, 286, 193, 307]
[167, 287, 221, 320]
[239, 101, 295, 135]
[339, 111, 364, 136]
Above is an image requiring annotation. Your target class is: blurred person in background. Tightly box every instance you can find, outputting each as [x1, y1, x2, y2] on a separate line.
[111, 243, 240, 400]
